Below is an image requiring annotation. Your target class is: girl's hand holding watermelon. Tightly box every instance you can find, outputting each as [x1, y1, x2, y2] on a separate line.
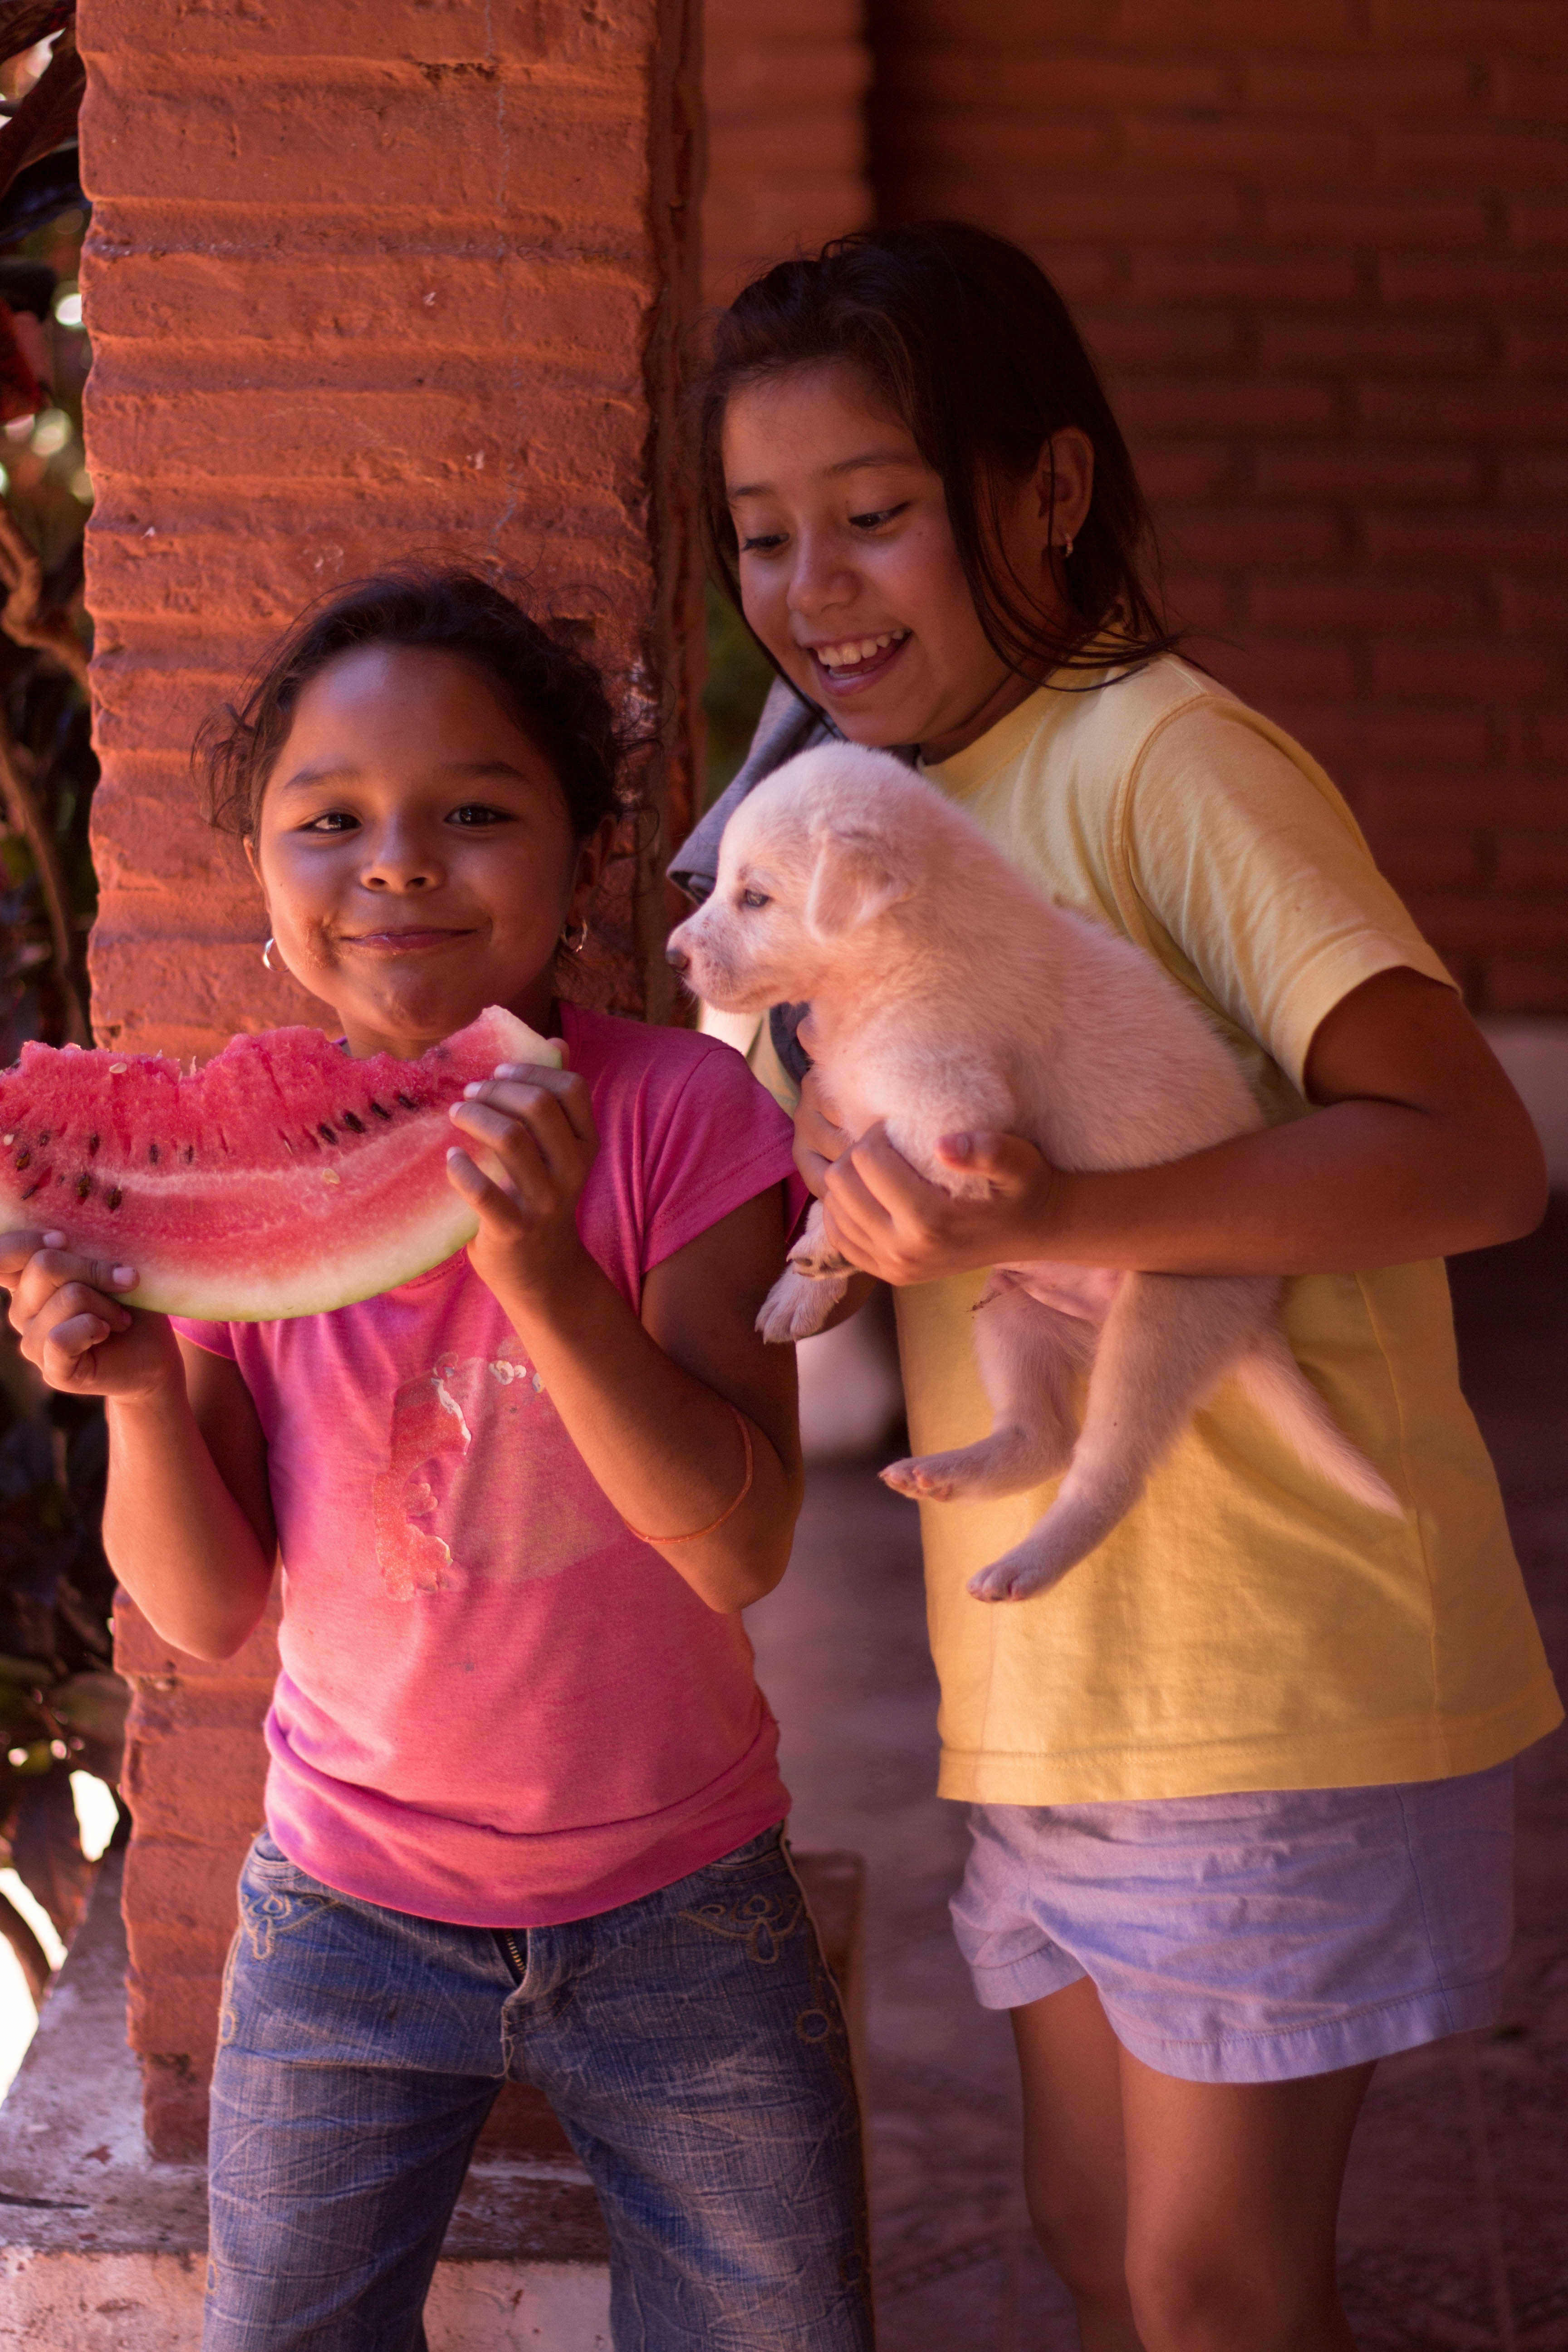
[2, 1230, 177, 1403]
[445, 1057, 600, 1308]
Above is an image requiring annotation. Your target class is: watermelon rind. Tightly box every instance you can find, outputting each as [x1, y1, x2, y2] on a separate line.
[137, 1190, 487, 1323]
[0, 1005, 563, 1323]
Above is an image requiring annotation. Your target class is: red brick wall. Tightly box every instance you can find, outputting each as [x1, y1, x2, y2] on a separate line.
[80, 0, 703, 1066]
[869, 0, 1568, 1014]
[704, 0, 872, 306]
[111, 1600, 276, 2157]
[78, 0, 703, 2156]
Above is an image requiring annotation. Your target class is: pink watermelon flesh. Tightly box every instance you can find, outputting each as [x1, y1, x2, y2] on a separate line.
[0, 1005, 559, 1320]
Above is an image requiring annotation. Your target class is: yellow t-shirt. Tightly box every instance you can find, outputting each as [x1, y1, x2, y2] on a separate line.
[887, 654, 1558, 1801]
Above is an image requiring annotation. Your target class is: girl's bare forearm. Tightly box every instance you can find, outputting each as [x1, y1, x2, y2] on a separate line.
[492, 1253, 800, 1611]
[103, 1389, 274, 1660]
[1046, 1097, 1547, 1277]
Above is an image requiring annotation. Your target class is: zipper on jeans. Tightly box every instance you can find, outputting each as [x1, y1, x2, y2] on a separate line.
[498, 1930, 526, 1984]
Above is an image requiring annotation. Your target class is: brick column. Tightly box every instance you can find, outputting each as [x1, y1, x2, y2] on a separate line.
[869, 0, 1568, 1017]
[704, 0, 872, 305]
[78, 0, 703, 2157]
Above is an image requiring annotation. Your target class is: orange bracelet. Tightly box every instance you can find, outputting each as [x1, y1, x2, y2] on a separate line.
[626, 1405, 755, 1544]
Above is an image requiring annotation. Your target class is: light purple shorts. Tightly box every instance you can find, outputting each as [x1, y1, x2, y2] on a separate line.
[951, 1763, 1514, 2083]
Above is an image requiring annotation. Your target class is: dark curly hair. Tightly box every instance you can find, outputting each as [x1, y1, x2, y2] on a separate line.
[698, 220, 1178, 686]
[196, 568, 626, 841]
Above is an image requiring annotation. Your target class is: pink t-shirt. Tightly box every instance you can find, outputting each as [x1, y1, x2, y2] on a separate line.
[174, 1006, 803, 1928]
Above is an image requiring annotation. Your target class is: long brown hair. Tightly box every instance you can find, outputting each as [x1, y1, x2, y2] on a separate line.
[698, 220, 1178, 684]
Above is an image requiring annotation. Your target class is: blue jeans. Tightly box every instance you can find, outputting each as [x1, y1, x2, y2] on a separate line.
[204, 1826, 872, 2352]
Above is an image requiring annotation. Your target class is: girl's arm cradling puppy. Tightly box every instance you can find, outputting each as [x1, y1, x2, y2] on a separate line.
[808, 965, 1545, 1286]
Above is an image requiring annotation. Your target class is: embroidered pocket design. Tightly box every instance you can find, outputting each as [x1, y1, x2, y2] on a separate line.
[237, 1872, 339, 1961]
[681, 1888, 804, 1965]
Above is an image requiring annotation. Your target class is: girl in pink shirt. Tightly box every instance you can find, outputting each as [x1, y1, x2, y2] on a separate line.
[6, 571, 872, 2352]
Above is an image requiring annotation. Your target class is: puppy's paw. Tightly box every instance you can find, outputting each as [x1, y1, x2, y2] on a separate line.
[966, 1543, 1077, 1605]
[788, 1234, 852, 1283]
[757, 1267, 845, 1344]
[883, 1434, 1055, 1505]
[881, 1452, 962, 1503]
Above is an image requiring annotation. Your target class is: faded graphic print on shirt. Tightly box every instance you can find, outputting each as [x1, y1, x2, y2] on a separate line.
[373, 1335, 624, 1599]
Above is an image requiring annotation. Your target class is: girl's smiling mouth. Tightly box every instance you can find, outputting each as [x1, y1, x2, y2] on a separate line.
[803, 627, 911, 691]
[343, 926, 477, 954]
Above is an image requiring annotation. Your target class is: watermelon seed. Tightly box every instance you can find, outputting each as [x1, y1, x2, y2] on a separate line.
[14, 1150, 29, 1170]
[183, 1145, 195, 1162]
[107, 1188, 122, 1210]
[87, 1134, 100, 1156]
[397, 1093, 418, 1112]
[322, 1170, 340, 1186]
[75, 1175, 91, 1202]
[1, 1134, 10, 1145]
[20, 1179, 42, 1200]
[341, 1112, 366, 1133]
[318, 1123, 338, 1144]
[37, 1129, 51, 1146]
[147, 1143, 160, 1164]
[369, 1101, 392, 1121]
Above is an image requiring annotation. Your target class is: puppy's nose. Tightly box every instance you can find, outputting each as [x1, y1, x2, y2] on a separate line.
[665, 941, 690, 974]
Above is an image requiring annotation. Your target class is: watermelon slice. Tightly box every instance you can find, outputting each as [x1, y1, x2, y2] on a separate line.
[0, 1005, 559, 1321]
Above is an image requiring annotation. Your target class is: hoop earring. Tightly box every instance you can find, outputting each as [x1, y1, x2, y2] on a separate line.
[1061, 533, 1075, 560]
[261, 936, 278, 971]
[561, 920, 589, 956]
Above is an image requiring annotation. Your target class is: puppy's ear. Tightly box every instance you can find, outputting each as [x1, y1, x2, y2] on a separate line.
[805, 826, 916, 937]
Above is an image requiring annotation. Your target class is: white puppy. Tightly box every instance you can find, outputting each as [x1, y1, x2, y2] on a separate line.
[667, 742, 1401, 1604]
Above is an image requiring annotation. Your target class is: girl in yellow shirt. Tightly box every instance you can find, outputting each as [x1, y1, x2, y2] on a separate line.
[672, 222, 1559, 2352]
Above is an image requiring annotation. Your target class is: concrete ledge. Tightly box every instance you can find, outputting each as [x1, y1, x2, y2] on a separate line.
[0, 2247, 612, 2351]
[0, 1855, 611, 2350]
[0, 1848, 867, 2349]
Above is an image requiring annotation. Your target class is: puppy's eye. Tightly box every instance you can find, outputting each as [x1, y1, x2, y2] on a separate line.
[740, 888, 771, 910]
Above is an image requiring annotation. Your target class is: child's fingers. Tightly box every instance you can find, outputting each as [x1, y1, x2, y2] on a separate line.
[478, 1064, 598, 1152]
[468, 1069, 592, 1160]
[842, 1123, 939, 1215]
[445, 1145, 532, 1228]
[444, 1113, 554, 1215]
[935, 1129, 1044, 1194]
[20, 1279, 130, 1389]
[0, 1228, 48, 1286]
[797, 1070, 848, 1150]
[818, 1182, 886, 1273]
[26, 1278, 134, 1344]
[8, 1248, 137, 1330]
[450, 1094, 574, 1198]
[794, 1137, 831, 1200]
[823, 1137, 904, 1236]
[42, 1308, 116, 1382]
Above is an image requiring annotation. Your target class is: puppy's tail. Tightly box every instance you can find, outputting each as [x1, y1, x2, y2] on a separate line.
[1233, 1331, 1403, 1518]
